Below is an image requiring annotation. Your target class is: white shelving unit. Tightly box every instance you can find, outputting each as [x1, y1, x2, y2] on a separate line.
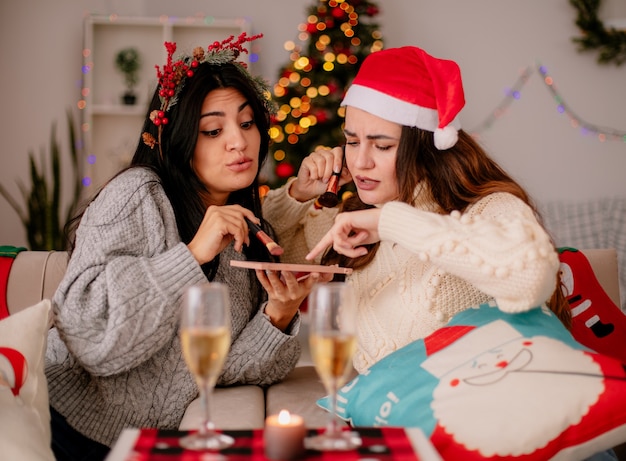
[82, 15, 251, 191]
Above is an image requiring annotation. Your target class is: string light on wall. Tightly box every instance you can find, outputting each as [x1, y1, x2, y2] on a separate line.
[469, 66, 533, 138]
[538, 64, 626, 142]
[470, 63, 626, 143]
[79, 44, 94, 187]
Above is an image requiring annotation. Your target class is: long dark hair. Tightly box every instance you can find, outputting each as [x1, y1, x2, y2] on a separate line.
[323, 127, 571, 328]
[66, 61, 274, 286]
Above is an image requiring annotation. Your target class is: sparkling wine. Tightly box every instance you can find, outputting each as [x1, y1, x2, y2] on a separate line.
[179, 282, 234, 451]
[310, 331, 356, 389]
[181, 326, 230, 385]
[306, 282, 360, 451]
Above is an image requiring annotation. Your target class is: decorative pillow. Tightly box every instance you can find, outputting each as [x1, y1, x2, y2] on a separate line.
[0, 300, 55, 461]
[558, 247, 626, 364]
[318, 302, 626, 460]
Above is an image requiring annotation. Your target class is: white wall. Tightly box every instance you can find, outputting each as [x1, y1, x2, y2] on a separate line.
[1, 0, 625, 247]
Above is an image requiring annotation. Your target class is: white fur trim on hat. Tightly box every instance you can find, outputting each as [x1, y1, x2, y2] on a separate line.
[342, 84, 440, 131]
[342, 84, 462, 150]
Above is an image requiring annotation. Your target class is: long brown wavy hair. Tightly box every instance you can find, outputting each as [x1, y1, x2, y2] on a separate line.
[322, 126, 571, 329]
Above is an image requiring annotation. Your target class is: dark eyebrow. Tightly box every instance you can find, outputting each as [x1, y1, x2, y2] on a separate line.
[200, 101, 250, 119]
[343, 128, 398, 141]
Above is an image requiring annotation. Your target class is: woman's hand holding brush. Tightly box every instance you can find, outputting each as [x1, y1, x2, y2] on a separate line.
[288, 146, 350, 205]
[245, 217, 284, 256]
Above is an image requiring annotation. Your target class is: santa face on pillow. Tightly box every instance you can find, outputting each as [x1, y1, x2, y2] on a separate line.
[422, 318, 604, 458]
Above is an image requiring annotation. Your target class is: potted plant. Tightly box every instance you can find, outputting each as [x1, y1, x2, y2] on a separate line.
[115, 47, 141, 105]
[0, 110, 82, 250]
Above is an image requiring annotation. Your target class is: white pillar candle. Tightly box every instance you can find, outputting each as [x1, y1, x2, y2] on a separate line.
[264, 409, 306, 460]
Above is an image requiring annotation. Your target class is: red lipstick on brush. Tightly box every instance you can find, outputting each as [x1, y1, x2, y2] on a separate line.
[245, 218, 284, 256]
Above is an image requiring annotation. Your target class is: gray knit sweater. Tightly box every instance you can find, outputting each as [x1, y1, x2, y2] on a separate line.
[45, 167, 301, 447]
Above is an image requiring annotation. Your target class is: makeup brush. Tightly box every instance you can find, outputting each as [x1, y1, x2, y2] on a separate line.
[314, 146, 344, 209]
[314, 170, 341, 208]
[245, 218, 284, 256]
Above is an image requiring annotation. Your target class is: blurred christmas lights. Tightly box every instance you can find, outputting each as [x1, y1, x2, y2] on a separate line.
[78, 6, 625, 190]
[470, 63, 626, 143]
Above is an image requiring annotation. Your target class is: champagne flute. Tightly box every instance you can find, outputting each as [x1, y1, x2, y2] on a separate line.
[307, 282, 360, 451]
[179, 282, 234, 451]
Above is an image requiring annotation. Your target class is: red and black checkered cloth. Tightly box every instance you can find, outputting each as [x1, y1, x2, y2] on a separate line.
[130, 427, 420, 460]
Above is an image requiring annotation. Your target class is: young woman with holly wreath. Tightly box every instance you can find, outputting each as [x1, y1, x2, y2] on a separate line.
[46, 34, 331, 460]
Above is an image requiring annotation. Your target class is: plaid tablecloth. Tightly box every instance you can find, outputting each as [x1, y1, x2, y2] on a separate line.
[127, 427, 420, 461]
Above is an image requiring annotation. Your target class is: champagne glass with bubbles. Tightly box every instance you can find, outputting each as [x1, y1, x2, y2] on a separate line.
[307, 282, 360, 451]
[179, 282, 234, 451]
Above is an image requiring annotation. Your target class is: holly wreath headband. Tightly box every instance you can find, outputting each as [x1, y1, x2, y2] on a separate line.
[142, 32, 274, 157]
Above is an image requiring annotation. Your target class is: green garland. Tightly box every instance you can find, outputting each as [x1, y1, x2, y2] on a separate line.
[570, 0, 626, 65]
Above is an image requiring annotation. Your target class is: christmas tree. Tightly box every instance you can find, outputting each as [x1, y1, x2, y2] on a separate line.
[263, 0, 383, 188]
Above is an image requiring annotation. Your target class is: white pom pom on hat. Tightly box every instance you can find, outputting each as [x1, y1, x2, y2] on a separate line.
[434, 126, 459, 150]
[341, 46, 465, 150]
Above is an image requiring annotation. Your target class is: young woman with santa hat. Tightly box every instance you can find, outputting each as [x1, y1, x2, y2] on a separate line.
[262, 45, 570, 374]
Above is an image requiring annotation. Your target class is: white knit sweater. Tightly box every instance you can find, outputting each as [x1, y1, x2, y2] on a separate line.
[263, 180, 559, 373]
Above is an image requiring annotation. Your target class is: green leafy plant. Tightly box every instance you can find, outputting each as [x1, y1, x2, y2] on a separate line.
[115, 47, 141, 102]
[570, 0, 626, 65]
[0, 109, 81, 250]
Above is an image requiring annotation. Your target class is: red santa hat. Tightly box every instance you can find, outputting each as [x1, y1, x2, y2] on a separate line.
[341, 46, 465, 150]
